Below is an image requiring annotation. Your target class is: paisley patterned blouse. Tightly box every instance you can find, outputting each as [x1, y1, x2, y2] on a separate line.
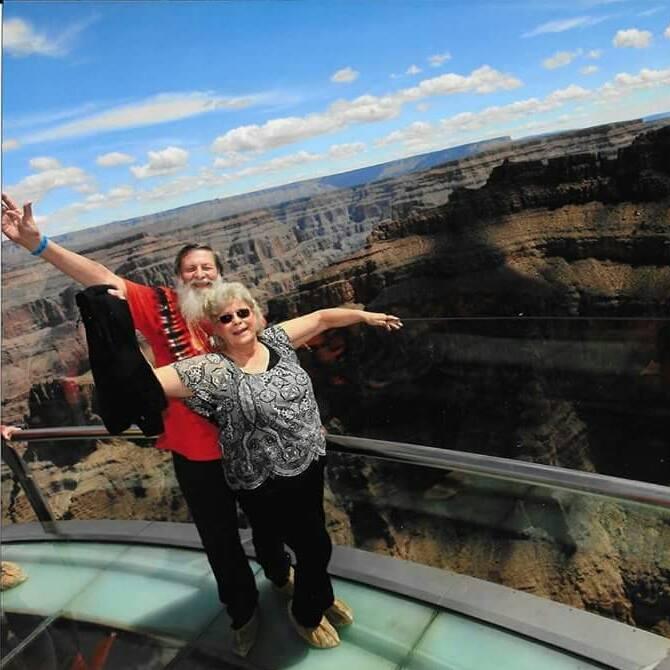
[172, 325, 326, 490]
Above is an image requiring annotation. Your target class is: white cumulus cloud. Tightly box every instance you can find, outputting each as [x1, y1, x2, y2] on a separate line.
[377, 66, 670, 153]
[212, 65, 521, 156]
[587, 49, 602, 59]
[29, 157, 62, 171]
[613, 28, 652, 48]
[80, 186, 135, 211]
[581, 65, 599, 75]
[398, 65, 521, 99]
[331, 67, 359, 84]
[48, 185, 137, 228]
[665, 24, 670, 38]
[96, 152, 135, 167]
[377, 85, 590, 150]
[24, 92, 255, 144]
[130, 146, 189, 179]
[135, 167, 240, 203]
[2, 17, 90, 57]
[543, 50, 582, 70]
[5, 165, 95, 204]
[406, 65, 422, 75]
[546, 84, 591, 104]
[428, 52, 451, 67]
[213, 153, 250, 169]
[598, 67, 670, 98]
[328, 142, 366, 159]
[213, 115, 342, 154]
[376, 121, 434, 149]
[213, 66, 521, 154]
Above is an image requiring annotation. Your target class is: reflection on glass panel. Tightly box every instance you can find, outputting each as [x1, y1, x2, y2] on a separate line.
[324, 452, 670, 638]
[1, 615, 181, 670]
[301, 318, 670, 484]
[3, 439, 189, 523]
[2, 449, 39, 526]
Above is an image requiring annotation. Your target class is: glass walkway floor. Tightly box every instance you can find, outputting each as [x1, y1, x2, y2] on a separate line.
[3, 429, 669, 669]
[0, 537, 643, 670]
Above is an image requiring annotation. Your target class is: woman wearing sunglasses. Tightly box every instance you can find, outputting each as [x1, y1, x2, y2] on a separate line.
[153, 281, 402, 653]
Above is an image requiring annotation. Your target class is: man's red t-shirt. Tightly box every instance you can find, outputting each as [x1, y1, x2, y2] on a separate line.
[124, 279, 221, 460]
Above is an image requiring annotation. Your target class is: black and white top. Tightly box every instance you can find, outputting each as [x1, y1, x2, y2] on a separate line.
[173, 325, 326, 490]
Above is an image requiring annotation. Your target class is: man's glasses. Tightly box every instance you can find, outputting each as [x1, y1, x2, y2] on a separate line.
[218, 308, 251, 324]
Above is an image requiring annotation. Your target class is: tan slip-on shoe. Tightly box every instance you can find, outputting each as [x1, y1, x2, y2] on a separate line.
[287, 602, 340, 648]
[324, 598, 354, 627]
[232, 608, 259, 657]
[1, 562, 27, 591]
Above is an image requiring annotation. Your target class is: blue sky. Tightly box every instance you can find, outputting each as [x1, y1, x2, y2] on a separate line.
[2, 0, 669, 235]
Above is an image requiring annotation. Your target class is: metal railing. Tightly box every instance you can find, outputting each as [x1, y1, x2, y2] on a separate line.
[327, 434, 670, 508]
[2, 426, 668, 530]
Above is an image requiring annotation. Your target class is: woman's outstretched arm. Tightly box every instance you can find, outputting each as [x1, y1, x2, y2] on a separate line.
[280, 308, 402, 349]
[153, 366, 193, 398]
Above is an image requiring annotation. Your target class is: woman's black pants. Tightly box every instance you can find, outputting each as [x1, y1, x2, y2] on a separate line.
[172, 453, 290, 629]
[237, 457, 335, 628]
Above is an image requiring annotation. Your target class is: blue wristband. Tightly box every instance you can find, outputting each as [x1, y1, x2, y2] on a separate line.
[30, 235, 49, 257]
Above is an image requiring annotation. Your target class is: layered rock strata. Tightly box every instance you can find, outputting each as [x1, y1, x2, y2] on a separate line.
[2, 119, 666, 423]
[2, 120, 669, 637]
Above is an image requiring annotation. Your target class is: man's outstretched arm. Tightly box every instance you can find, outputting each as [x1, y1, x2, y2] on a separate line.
[2, 194, 126, 296]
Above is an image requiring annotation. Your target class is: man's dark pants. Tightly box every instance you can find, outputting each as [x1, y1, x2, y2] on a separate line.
[172, 453, 291, 629]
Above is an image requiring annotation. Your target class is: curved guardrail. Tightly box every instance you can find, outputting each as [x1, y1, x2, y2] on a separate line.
[2, 426, 670, 670]
[3, 426, 669, 510]
[327, 434, 670, 508]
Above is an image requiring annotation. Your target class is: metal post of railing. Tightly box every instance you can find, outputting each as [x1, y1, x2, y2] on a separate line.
[1, 438, 57, 527]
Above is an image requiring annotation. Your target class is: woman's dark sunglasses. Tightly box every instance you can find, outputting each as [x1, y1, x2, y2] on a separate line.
[218, 308, 251, 324]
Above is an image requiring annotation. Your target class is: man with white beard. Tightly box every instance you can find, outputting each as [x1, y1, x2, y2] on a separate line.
[175, 271, 224, 324]
[1, 194, 292, 657]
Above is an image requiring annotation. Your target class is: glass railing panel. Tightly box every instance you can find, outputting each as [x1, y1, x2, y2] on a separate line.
[298, 317, 670, 485]
[4, 430, 669, 659]
[4, 432, 668, 640]
[2, 438, 190, 524]
[2, 456, 39, 526]
[324, 451, 670, 638]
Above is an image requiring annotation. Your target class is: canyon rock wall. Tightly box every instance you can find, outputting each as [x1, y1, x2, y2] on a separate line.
[2, 119, 664, 424]
[2, 119, 669, 636]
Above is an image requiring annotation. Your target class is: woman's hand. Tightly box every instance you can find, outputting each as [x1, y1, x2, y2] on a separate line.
[362, 312, 403, 331]
[282, 307, 403, 347]
[1, 194, 41, 251]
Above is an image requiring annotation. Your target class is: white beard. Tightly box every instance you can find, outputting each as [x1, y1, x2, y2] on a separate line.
[175, 276, 224, 325]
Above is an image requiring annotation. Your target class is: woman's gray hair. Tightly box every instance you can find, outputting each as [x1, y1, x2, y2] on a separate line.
[203, 281, 264, 334]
